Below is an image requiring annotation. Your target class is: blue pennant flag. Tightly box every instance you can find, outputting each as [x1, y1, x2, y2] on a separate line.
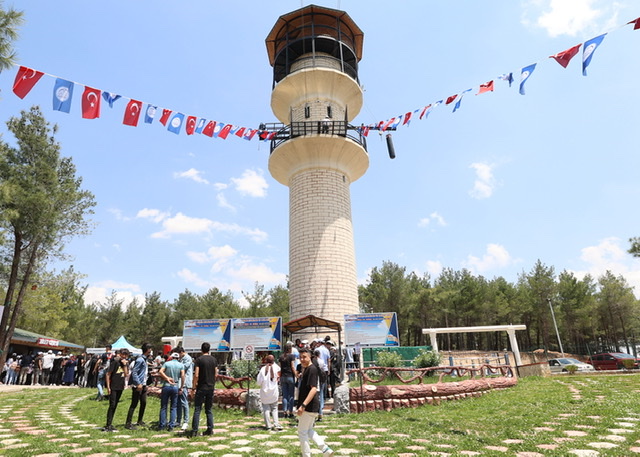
[195, 118, 206, 134]
[144, 104, 157, 124]
[102, 92, 121, 108]
[498, 73, 514, 87]
[52, 78, 74, 113]
[519, 64, 536, 95]
[453, 89, 472, 113]
[582, 33, 606, 76]
[167, 112, 185, 135]
[213, 122, 225, 138]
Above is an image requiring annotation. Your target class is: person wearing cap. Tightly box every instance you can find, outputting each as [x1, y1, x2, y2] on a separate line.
[257, 354, 282, 430]
[42, 350, 55, 385]
[158, 350, 185, 431]
[33, 352, 44, 385]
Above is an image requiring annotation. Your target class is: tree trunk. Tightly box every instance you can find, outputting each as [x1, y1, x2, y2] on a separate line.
[0, 232, 23, 346]
[0, 240, 37, 369]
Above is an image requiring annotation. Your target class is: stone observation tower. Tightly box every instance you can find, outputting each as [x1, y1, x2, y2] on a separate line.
[265, 5, 368, 328]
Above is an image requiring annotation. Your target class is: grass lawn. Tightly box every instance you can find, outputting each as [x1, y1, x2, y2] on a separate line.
[1, 374, 640, 456]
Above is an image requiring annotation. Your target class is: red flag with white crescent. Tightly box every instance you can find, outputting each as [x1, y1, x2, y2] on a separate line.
[81, 86, 101, 119]
[13, 66, 44, 99]
[123, 99, 142, 126]
[159, 109, 172, 126]
[185, 116, 197, 135]
[202, 121, 216, 137]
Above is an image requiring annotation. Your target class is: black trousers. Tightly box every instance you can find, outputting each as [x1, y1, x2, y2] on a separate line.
[106, 389, 124, 427]
[126, 385, 148, 425]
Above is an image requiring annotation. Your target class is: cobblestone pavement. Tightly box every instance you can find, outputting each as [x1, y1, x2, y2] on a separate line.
[1, 380, 640, 456]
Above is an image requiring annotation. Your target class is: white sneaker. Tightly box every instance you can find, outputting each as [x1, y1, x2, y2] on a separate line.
[181, 422, 188, 431]
[322, 446, 334, 456]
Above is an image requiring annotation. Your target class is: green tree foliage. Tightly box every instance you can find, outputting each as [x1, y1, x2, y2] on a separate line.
[0, 107, 95, 367]
[0, 2, 23, 71]
[374, 350, 404, 367]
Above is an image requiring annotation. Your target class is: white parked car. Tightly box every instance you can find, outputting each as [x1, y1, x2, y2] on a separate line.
[548, 358, 594, 373]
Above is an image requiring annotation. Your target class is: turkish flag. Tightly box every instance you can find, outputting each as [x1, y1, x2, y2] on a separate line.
[218, 124, 233, 139]
[185, 116, 197, 135]
[445, 94, 457, 105]
[123, 99, 142, 126]
[81, 86, 101, 119]
[234, 127, 246, 138]
[159, 109, 172, 126]
[202, 121, 216, 137]
[550, 44, 581, 68]
[13, 66, 44, 99]
[477, 80, 494, 95]
[628, 17, 640, 30]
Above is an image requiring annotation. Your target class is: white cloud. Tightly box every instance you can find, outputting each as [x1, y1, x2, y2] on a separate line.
[216, 192, 236, 212]
[137, 208, 170, 223]
[521, 0, 621, 37]
[469, 162, 497, 199]
[418, 212, 447, 228]
[214, 182, 228, 191]
[179, 250, 286, 298]
[572, 237, 640, 296]
[176, 268, 215, 289]
[83, 280, 144, 307]
[143, 210, 268, 242]
[108, 208, 130, 221]
[462, 243, 515, 273]
[425, 260, 443, 276]
[174, 168, 210, 185]
[231, 169, 268, 198]
[151, 212, 214, 238]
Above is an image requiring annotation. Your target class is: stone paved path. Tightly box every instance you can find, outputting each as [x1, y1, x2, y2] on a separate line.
[1, 379, 640, 456]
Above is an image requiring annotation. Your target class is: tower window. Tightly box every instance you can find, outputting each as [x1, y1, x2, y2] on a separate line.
[304, 105, 310, 119]
[327, 106, 332, 118]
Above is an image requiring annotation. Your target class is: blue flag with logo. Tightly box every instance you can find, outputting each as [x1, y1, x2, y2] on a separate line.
[582, 34, 606, 76]
[52, 78, 74, 113]
[102, 92, 121, 108]
[195, 118, 206, 134]
[167, 112, 184, 134]
[144, 104, 157, 124]
[519, 64, 536, 95]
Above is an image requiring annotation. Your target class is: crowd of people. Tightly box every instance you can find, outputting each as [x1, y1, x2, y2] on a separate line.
[1, 350, 88, 386]
[2, 336, 355, 457]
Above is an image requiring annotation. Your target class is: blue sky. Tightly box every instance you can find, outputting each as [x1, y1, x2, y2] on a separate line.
[2, 0, 640, 308]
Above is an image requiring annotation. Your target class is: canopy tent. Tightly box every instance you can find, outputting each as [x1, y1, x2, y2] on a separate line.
[111, 335, 142, 355]
[283, 314, 342, 348]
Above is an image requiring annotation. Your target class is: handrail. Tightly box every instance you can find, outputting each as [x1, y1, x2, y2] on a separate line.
[269, 121, 367, 154]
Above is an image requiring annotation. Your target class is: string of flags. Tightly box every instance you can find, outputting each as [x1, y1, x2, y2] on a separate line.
[7, 16, 640, 142]
[11, 67, 265, 141]
[361, 17, 640, 137]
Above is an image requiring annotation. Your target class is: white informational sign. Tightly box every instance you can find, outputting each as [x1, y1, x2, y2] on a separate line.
[182, 319, 232, 353]
[344, 312, 400, 348]
[230, 317, 282, 351]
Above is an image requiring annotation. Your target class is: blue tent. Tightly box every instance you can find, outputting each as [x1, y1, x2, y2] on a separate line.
[111, 335, 142, 355]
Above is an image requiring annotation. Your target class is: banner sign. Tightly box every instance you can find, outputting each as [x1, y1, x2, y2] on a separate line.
[231, 317, 282, 351]
[344, 312, 399, 348]
[36, 338, 60, 347]
[182, 319, 232, 353]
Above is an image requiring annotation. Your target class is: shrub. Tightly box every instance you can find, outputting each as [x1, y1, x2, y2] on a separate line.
[229, 358, 260, 379]
[375, 350, 404, 368]
[565, 364, 578, 374]
[622, 359, 635, 370]
[413, 349, 441, 369]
